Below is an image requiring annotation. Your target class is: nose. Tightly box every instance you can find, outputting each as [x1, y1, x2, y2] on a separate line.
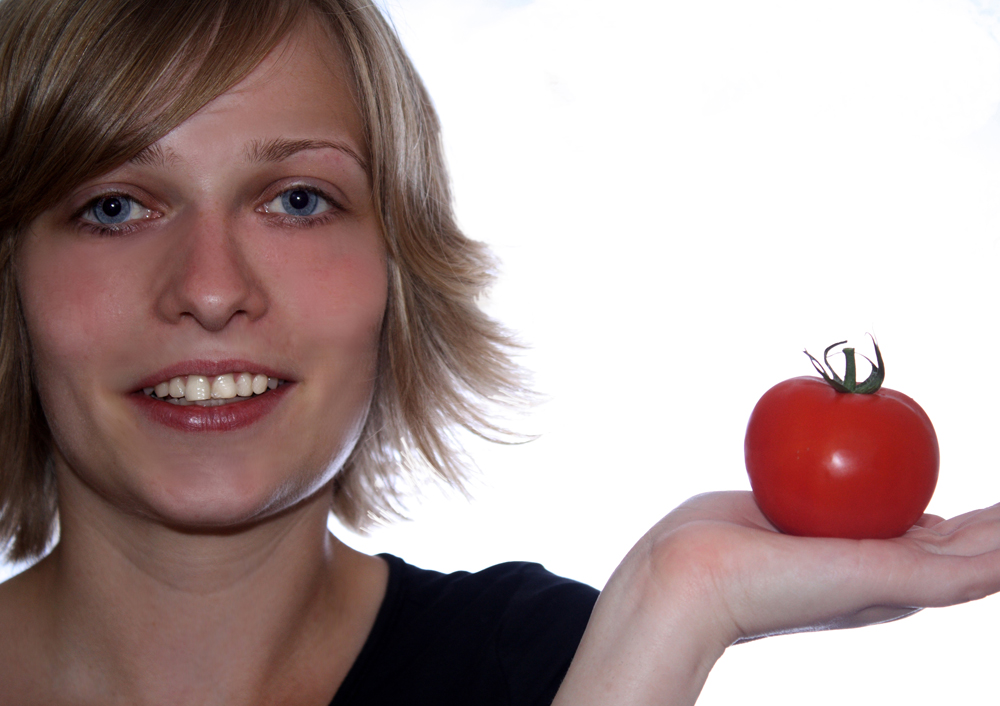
[154, 209, 268, 331]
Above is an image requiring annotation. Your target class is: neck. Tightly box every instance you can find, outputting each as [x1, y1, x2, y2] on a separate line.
[30, 475, 386, 706]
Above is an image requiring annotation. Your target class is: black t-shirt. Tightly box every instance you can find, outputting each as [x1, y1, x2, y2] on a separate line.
[330, 554, 600, 706]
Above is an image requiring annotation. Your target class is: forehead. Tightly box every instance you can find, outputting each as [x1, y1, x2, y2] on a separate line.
[143, 19, 368, 170]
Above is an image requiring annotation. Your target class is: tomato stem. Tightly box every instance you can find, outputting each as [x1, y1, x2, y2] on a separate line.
[843, 347, 857, 388]
[804, 337, 885, 394]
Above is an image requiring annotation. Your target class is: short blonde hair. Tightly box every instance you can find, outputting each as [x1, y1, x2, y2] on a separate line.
[0, 0, 527, 561]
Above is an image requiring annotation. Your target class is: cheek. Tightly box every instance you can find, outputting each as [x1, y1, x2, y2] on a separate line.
[269, 232, 388, 362]
[260, 233, 387, 477]
[17, 237, 144, 385]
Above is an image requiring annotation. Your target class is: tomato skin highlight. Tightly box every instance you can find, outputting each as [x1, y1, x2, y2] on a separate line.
[744, 376, 939, 539]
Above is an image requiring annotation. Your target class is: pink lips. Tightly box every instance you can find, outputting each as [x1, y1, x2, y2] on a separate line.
[130, 360, 294, 433]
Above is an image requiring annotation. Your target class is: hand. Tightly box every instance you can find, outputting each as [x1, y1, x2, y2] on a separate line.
[554, 491, 1000, 706]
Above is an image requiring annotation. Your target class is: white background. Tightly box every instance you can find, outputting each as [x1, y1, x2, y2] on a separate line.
[349, 0, 1000, 703]
[6, 0, 1000, 703]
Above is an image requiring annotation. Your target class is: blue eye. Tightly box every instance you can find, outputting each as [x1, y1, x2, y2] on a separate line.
[92, 196, 134, 224]
[81, 194, 155, 230]
[265, 188, 331, 217]
[282, 189, 318, 215]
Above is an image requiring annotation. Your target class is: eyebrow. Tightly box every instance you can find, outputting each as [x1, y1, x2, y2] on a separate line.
[244, 137, 369, 174]
[129, 143, 178, 167]
[127, 138, 369, 173]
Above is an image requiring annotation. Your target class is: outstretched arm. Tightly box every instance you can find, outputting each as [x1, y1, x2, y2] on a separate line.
[553, 491, 1000, 705]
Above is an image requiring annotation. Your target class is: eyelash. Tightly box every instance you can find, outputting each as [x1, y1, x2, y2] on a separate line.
[73, 190, 150, 237]
[72, 185, 344, 237]
[259, 186, 344, 229]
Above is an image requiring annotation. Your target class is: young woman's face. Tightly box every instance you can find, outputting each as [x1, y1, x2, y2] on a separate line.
[15, 23, 387, 529]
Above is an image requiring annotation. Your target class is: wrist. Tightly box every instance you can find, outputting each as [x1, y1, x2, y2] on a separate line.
[553, 532, 731, 706]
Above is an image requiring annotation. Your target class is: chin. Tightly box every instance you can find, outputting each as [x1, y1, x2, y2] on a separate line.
[132, 456, 332, 532]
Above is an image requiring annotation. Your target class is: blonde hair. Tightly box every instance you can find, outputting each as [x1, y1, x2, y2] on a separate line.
[0, 0, 527, 561]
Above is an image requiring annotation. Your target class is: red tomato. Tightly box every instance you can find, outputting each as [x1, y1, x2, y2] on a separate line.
[744, 346, 939, 539]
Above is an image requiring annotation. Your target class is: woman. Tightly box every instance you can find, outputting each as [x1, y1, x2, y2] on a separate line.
[1, 0, 999, 704]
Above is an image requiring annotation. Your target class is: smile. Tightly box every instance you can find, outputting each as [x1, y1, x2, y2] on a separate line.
[143, 373, 287, 406]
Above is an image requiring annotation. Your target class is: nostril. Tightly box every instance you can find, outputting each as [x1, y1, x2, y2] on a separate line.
[152, 215, 268, 329]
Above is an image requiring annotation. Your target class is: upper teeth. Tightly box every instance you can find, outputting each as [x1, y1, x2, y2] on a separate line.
[143, 373, 281, 403]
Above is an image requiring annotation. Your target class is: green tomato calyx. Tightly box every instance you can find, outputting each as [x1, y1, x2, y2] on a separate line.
[804, 338, 885, 394]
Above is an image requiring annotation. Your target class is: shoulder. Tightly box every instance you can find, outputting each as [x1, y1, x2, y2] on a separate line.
[382, 555, 598, 651]
[387, 555, 598, 614]
[334, 555, 598, 706]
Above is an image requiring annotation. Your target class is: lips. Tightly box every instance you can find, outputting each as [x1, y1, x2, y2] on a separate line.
[131, 360, 294, 432]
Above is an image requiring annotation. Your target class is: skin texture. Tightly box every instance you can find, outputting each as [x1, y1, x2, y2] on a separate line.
[0, 21, 390, 705]
[18, 31, 387, 532]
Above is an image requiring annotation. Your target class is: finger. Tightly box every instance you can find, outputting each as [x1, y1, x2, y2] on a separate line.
[908, 517, 1000, 558]
[929, 502, 1000, 535]
[912, 513, 946, 529]
[863, 540, 1000, 608]
[900, 503, 1000, 558]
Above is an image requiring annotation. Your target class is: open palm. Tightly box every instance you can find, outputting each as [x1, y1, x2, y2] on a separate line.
[639, 490, 1000, 643]
[555, 490, 1000, 706]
